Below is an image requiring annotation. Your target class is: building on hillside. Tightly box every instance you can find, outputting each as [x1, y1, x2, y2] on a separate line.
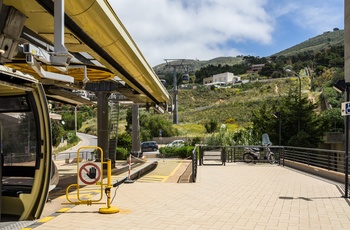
[203, 76, 213, 85]
[212, 72, 241, 85]
[203, 72, 242, 86]
[251, 64, 265, 72]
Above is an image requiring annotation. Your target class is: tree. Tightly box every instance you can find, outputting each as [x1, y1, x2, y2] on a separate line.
[251, 90, 326, 147]
[258, 62, 275, 77]
[204, 118, 218, 133]
[125, 109, 179, 141]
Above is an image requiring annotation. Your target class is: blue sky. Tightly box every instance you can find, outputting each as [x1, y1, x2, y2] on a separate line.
[111, 0, 344, 67]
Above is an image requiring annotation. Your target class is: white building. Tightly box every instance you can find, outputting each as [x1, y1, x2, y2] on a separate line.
[212, 72, 240, 84]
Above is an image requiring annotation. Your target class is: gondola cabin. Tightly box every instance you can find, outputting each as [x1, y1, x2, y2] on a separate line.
[0, 66, 52, 221]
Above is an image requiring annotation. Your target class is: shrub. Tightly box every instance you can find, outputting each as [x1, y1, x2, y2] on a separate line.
[116, 147, 128, 160]
[190, 136, 202, 145]
[159, 146, 194, 159]
[205, 118, 218, 133]
[66, 130, 79, 144]
[175, 146, 194, 158]
[51, 120, 64, 147]
[117, 132, 132, 150]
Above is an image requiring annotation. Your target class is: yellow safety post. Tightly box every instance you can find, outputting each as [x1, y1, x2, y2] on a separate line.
[62, 146, 119, 214]
[99, 159, 120, 214]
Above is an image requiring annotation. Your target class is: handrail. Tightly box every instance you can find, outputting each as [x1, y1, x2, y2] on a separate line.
[190, 145, 347, 185]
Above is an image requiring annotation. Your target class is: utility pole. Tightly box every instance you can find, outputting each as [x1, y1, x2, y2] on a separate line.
[164, 59, 192, 124]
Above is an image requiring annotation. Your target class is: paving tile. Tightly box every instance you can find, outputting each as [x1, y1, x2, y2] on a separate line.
[28, 162, 350, 230]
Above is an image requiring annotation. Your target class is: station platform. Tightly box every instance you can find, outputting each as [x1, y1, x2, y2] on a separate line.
[8, 160, 350, 229]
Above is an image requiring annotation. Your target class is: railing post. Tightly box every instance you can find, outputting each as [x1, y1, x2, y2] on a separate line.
[222, 147, 226, 166]
[327, 153, 330, 171]
[191, 147, 197, 182]
[233, 147, 236, 163]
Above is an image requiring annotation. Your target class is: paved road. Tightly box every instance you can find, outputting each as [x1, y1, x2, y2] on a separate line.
[54, 133, 97, 160]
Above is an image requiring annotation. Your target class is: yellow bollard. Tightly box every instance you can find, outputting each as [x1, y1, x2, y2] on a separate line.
[99, 159, 119, 214]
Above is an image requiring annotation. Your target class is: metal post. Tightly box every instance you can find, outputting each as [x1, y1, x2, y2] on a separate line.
[345, 83, 350, 198]
[97, 92, 110, 160]
[131, 104, 141, 156]
[297, 75, 301, 133]
[0, 153, 1, 221]
[344, 0, 350, 198]
[173, 67, 178, 124]
[75, 106, 77, 135]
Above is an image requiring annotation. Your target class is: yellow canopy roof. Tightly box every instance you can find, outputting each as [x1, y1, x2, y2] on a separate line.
[3, 0, 170, 108]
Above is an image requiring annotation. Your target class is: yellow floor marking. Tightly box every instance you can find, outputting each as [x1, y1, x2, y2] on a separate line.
[137, 161, 184, 183]
[161, 176, 170, 183]
[37, 216, 55, 222]
[169, 160, 183, 176]
[138, 175, 167, 183]
[57, 208, 71, 213]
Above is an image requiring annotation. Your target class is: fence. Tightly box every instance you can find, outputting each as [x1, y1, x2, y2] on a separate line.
[282, 146, 346, 173]
[193, 145, 348, 184]
[196, 145, 284, 165]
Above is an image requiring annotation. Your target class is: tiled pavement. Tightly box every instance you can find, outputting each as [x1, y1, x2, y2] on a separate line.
[24, 161, 350, 229]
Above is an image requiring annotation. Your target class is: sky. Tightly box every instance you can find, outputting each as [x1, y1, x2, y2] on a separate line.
[110, 0, 344, 67]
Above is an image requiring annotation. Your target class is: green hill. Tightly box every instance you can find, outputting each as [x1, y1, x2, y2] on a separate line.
[153, 56, 243, 73]
[271, 29, 343, 57]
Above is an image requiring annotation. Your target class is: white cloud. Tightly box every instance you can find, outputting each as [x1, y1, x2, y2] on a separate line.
[110, 0, 273, 66]
[110, 0, 343, 66]
[269, 0, 343, 33]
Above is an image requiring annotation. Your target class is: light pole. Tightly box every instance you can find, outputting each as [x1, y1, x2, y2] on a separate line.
[285, 69, 301, 133]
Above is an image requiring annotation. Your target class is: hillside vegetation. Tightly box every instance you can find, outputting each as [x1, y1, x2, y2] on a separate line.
[171, 77, 315, 135]
[75, 29, 344, 147]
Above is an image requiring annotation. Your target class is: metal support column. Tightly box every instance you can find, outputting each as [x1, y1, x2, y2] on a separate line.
[173, 67, 178, 124]
[345, 84, 349, 198]
[97, 92, 110, 160]
[344, 0, 350, 198]
[131, 104, 141, 157]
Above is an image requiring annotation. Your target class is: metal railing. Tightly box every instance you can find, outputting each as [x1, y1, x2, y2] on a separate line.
[53, 151, 95, 162]
[224, 145, 284, 164]
[195, 145, 347, 173]
[198, 146, 226, 166]
[282, 146, 346, 173]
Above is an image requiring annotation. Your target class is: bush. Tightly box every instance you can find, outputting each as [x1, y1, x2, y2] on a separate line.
[159, 146, 194, 159]
[116, 147, 128, 160]
[117, 132, 132, 150]
[190, 136, 202, 146]
[205, 119, 218, 133]
[175, 146, 194, 158]
[51, 120, 64, 147]
[66, 130, 79, 144]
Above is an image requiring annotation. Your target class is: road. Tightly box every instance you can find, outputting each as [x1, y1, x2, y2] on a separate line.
[54, 132, 97, 160]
